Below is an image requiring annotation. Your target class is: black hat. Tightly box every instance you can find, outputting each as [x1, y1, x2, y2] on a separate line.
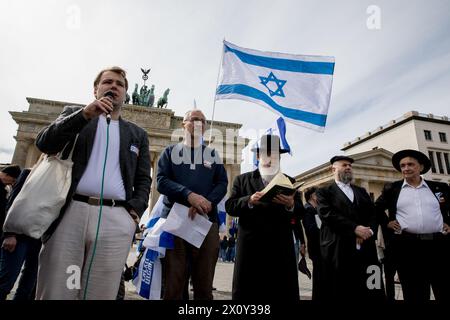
[330, 155, 354, 165]
[1, 164, 21, 179]
[391, 149, 431, 174]
[251, 134, 289, 154]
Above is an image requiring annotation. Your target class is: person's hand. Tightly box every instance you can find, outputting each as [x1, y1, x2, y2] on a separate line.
[82, 96, 114, 120]
[354, 226, 373, 240]
[387, 220, 401, 233]
[272, 193, 295, 209]
[299, 243, 306, 257]
[129, 209, 140, 225]
[249, 191, 265, 206]
[187, 192, 212, 215]
[443, 223, 450, 235]
[2, 236, 17, 253]
[188, 206, 203, 220]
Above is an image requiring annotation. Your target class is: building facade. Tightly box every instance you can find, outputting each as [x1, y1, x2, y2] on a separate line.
[296, 110, 450, 200]
[342, 111, 450, 183]
[9, 97, 248, 212]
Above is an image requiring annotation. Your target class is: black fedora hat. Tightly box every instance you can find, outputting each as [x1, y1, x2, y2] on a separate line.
[391, 149, 431, 174]
[1, 164, 21, 179]
[330, 155, 354, 165]
[251, 134, 289, 154]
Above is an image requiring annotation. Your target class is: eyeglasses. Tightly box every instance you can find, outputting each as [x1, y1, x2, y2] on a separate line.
[188, 117, 206, 124]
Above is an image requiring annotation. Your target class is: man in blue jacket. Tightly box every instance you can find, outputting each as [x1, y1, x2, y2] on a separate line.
[157, 109, 227, 300]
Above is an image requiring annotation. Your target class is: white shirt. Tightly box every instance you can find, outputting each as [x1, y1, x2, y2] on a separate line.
[396, 179, 443, 234]
[335, 180, 354, 203]
[76, 116, 126, 200]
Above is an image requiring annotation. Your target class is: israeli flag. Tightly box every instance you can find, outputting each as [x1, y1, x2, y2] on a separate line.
[133, 195, 174, 300]
[217, 196, 228, 233]
[216, 40, 335, 132]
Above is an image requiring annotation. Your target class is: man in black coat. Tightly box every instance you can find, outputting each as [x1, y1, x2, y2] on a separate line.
[0, 165, 21, 239]
[375, 149, 450, 301]
[225, 134, 303, 300]
[316, 156, 384, 301]
[302, 187, 322, 301]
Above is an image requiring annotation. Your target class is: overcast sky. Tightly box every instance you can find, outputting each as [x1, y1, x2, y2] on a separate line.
[1, 0, 449, 176]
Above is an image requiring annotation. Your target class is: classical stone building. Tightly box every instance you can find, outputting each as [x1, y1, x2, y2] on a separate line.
[296, 148, 402, 201]
[295, 110, 450, 200]
[9, 97, 247, 211]
[342, 111, 450, 183]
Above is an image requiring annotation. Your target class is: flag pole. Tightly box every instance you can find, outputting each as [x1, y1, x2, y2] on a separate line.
[208, 39, 225, 146]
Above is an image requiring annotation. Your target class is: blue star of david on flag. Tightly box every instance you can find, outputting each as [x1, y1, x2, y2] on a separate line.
[259, 72, 287, 97]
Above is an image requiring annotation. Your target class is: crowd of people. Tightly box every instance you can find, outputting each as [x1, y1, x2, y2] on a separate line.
[1, 66, 449, 301]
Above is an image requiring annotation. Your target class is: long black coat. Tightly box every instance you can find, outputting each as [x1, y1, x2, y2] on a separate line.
[316, 182, 384, 301]
[225, 170, 303, 300]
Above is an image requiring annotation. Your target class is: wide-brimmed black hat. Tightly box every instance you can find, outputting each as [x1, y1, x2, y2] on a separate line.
[251, 134, 289, 154]
[392, 149, 431, 174]
[330, 155, 354, 165]
[1, 164, 21, 179]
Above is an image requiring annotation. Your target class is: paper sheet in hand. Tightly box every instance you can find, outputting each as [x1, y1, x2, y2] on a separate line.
[161, 203, 212, 248]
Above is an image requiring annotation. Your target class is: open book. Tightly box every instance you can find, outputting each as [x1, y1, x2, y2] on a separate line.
[259, 172, 304, 203]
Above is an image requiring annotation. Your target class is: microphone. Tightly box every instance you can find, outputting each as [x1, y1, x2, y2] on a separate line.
[103, 91, 114, 124]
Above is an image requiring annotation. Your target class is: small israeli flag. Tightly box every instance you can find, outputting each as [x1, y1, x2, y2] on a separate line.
[216, 40, 335, 132]
[217, 196, 228, 233]
[133, 195, 174, 300]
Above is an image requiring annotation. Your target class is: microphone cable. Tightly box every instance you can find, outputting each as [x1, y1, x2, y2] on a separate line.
[83, 116, 110, 300]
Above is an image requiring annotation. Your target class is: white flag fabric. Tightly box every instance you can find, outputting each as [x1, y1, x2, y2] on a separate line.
[133, 195, 174, 300]
[216, 40, 335, 132]
[217, 196, 228, 234]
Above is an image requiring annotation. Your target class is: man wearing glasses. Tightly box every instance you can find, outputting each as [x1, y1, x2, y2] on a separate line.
[156, 109, 228, 300]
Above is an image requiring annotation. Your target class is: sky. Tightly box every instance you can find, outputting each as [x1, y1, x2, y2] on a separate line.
[1, 0, 449, 176]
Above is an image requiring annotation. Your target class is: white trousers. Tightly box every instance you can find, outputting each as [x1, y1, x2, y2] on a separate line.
[36, 200, 135, 300]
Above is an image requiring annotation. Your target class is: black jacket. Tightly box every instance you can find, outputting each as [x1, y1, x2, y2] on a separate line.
[225, 169, 303, 300]
[316, 182, 382, 300]
[303, 203, 320, 260]
[35, 106, 151, 242]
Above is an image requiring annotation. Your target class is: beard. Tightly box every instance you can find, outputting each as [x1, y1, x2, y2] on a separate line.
[338, 171, 353, 184]
[258, 162, 280, 182]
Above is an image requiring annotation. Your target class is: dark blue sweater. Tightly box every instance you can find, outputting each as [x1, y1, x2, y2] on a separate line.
[156, 143, 228, 222]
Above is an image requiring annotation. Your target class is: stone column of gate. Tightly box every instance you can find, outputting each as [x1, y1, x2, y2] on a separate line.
[360, 179, 370, 192]
[149, 153, 160, 211]
[11, 137, 32, 168]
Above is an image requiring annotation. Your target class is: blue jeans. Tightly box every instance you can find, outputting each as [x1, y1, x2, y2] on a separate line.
[219, 248, 226, 261]
[0, 236, 41, 300]
[226, 247, 235, 262]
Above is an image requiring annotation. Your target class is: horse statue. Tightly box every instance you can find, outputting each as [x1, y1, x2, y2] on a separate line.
[148, 84, 155, 107]
[132, 83, 140, 105]
[157, 88, 170, 108]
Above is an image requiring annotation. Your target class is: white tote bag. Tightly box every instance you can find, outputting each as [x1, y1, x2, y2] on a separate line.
[3, 137, 78, 239]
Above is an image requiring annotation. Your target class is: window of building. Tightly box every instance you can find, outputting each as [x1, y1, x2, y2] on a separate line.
[428, 151, 437, 173]
[444, 153, 450, 175]
[439, 132, 447, 143]
[424, 130, 432, 141]
[436, 152, 444, 174]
